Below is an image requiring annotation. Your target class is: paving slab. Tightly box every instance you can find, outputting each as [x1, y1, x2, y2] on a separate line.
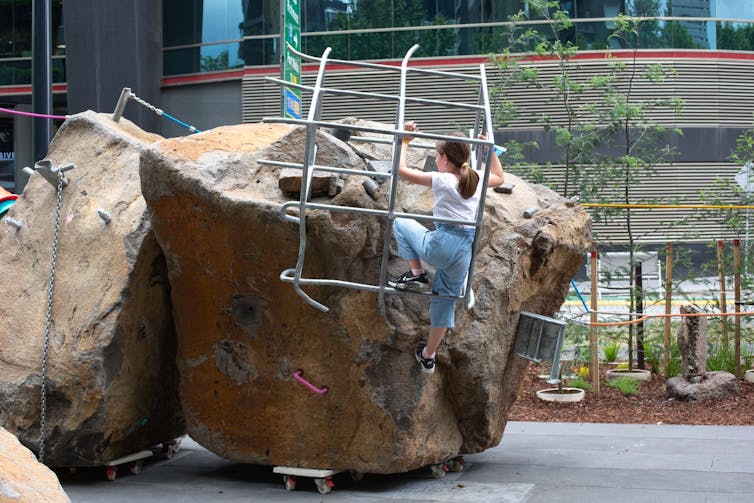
[59, 421, 754, 502]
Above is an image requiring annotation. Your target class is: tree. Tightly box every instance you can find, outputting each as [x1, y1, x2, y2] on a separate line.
[718, 23, 754, 51]
[587, 14, 684, 371]
[201, 50, 230, 72]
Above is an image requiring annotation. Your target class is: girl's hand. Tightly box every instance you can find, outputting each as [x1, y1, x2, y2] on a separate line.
[403, 121, 419, 143]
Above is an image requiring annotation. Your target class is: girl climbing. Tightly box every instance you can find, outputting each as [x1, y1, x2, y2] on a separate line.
[388, 121, 505, 374]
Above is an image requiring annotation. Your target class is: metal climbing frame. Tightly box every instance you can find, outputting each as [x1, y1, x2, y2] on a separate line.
[260, 44, 497, 314]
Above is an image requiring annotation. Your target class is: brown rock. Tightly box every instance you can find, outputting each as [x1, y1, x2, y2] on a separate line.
[278, 168, 335, 196]
[0, 111, 184, 466]
[0, 427, 70, 503]
[666, 371, 739, 401]
[140, 121, 591, 474]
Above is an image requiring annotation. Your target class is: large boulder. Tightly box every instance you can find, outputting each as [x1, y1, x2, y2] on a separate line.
[140, 121, 591, 474]
[0, 427, 70, 503]
[0, 111, 184, 466]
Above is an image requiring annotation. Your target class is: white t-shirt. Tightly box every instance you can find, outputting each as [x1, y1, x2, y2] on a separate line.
[431, 171, 481, 228]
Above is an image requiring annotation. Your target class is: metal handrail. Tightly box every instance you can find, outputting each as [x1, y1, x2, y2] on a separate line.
[286, 43, 484, 81]
[261, 44, 496, 313]
[264, 76, 485, 111]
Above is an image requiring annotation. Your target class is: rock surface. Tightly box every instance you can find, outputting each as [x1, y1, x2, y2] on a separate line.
[0, 111, 184, 466]
[677, 305, 707, 381]
[140, 120, 592, 474]
[0, 427, 70, 503]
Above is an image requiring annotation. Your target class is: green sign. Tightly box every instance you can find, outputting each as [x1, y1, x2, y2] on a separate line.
[283, 0, 301, 119]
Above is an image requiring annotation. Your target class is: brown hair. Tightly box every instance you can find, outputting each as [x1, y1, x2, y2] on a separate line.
[436, 133, 479, 199]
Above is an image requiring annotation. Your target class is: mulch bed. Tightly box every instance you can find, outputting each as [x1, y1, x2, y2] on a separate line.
[508, 363, 754, 425]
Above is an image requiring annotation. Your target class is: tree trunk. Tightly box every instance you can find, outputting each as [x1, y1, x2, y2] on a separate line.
[635, 262, 645, 370]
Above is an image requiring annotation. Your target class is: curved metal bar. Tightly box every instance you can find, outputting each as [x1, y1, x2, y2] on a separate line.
[279, 201, 300, 224]
[289, 47, 332, 312]
[378, 43, 420, 317]
[463, 63, 496, 311]
[280, 269, 329, 312]
[285, 43, 483, 81]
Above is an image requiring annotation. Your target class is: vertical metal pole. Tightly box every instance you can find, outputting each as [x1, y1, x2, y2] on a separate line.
[589, 248, 600, 395]
[32, 0, 52, 162]
[734, 239, 741, 378]
[664, 243, 673, 378]
[279, 0, 285, 117]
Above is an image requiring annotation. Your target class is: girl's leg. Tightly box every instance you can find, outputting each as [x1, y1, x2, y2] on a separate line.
[392, 218, 430, 265]
[424, 326, 447, 358]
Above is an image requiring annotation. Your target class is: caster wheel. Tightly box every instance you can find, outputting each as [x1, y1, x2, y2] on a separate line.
[447, 456, 464, 472]
[161, 444, 177, 460]
[105, 466, 117, 481]
[161, 437, 183, 459]
[349, 470, 364, 481]
[283, 474, 296, 491]
[430, 463, 447, 479]
[129, 460, 143, 475]
[315, 477, 334, 494]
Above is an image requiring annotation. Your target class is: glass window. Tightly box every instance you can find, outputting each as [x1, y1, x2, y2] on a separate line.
[164, 0, 245, 46]
[0, 0, 64, 58]
[716, 0, 754, 21]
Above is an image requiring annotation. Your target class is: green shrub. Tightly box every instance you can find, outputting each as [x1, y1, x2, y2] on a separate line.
[707, 344, 736, 373]
[603, 340, 621, 363]
[606, 376, 640, 396]
[568, 376, 592, 390]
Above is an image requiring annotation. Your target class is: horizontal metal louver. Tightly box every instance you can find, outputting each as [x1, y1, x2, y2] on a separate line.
[243, 55, 754, 129]
[532, 162, 744, 244]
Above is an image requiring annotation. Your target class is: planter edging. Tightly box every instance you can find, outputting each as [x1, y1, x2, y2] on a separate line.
[606, 369, 652, 382]
[536, 388, 586, 403]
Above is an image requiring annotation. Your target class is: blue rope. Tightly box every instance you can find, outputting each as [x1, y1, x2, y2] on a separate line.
[571, 279, 590, 313]
[161, 111, 202, 133]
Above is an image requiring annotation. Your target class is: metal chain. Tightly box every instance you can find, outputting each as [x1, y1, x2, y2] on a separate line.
[39, 171, 64, 464]
[128, 91, 163, 115]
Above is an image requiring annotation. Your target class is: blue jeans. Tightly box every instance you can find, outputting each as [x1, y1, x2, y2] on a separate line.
[392, 218, 474, 328]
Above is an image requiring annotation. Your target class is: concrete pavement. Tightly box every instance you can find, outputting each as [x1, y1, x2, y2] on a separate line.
[60, 421, 754, 502]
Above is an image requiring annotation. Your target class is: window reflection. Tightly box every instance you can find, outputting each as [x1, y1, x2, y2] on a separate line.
[158, 0, 754, 71]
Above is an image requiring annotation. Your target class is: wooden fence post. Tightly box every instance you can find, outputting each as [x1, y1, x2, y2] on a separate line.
[717, 240, 729, 348]
[734, 239, 741, 378]
[590, 248, 600, 395]
[664, 243, 673, 378]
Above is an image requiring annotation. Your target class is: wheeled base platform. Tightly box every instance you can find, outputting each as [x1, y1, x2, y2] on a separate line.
[103, 450, 153, 481]
[430, 456, 465, 479]
[273, 466, 341, 494]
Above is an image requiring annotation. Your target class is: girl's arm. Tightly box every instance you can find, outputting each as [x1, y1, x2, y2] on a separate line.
[480, 134, 505, 188]
[397, 121, 433, 187]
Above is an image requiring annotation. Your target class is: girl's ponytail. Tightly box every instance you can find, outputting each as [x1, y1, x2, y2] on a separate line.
[458, 161, 479, 199]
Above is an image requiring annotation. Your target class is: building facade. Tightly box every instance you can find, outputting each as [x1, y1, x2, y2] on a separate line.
[2, 0, 754, 244]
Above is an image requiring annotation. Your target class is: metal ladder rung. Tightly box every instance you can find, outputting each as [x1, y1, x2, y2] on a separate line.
[279, 200, 477, 228]
[266, 77, 485, 111]
[280, 269, 466, 301]
[258, 159, 393, 179]
[261, 117, 496, 147]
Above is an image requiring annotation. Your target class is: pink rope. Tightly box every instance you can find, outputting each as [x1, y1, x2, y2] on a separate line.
[293, 370, 329, 395]
[0, 106, 68, 120]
